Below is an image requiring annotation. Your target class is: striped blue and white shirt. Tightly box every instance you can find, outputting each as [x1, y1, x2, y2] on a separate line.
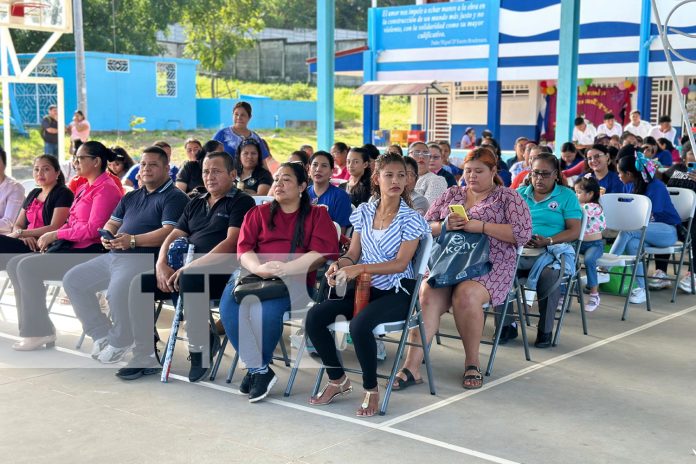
[351, 199, 429, 292]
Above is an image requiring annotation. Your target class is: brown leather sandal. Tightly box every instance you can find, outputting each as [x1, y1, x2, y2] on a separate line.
[462, 365, 483, 390]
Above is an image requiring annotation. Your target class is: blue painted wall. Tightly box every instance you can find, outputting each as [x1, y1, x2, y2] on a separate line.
[197, 97, 317, 130]
[18, 52, 198, 131]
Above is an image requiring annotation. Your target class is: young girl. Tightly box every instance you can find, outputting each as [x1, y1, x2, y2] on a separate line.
[574, 176, 606, 312]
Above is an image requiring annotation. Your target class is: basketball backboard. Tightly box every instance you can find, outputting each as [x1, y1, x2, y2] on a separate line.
[0, 0, 72, 33]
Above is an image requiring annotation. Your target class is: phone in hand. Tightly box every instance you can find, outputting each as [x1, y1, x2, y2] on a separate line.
[448, 204, 469, 221]
[98, 228, 116, 241]
[688, 162, 696, 173]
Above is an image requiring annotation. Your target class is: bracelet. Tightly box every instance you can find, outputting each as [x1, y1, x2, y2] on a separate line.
[337, 255, 355, 266]
[548, 237, 554, 246]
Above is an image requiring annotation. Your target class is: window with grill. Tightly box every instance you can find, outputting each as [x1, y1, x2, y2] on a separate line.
[156, 62, 177, 97]
[650, 78, 673, 125]
[454, 83, 488, 100]
[106, 58, 129, 73]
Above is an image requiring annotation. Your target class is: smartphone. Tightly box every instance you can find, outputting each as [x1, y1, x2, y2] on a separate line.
[448, 204, 469, 221]
[98, 228, 115, 241]
[688, 162, 696, 173]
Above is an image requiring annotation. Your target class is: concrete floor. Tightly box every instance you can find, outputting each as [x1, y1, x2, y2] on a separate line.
[1, 287, 695, 464]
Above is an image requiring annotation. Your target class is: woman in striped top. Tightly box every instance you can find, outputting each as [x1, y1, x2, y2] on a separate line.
[305, 152, 429, 417]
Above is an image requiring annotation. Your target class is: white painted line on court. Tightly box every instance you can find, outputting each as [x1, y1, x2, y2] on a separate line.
[381, 304, 696, 427]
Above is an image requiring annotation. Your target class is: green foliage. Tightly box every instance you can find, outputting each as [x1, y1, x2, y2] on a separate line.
[129, 115, 146, 132]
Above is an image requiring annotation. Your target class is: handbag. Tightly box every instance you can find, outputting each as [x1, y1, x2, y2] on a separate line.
[44, 239, 73, 253]
[426, 223, 492, 288]
[232, 236, 297, 304]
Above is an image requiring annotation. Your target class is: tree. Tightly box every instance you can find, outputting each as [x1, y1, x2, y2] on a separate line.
[180, 0, 264, 97]
[10, 0, 183, 55]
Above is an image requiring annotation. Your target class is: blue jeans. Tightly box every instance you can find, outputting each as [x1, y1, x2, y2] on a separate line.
[610, 222, 677, 288]
[219, 278, 289, 373]
[44, 142, 58, 157]
[580, 240, 604, 289]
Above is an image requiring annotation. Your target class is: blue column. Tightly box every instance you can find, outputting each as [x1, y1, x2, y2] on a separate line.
[317, 0, 335, 151]
[554, 0, 581, 153]
[363, 8, 379, 145]
[486, 0, 502, 140]
[637, 0, 652, 118]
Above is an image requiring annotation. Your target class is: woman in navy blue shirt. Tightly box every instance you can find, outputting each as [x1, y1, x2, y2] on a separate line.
[610, 151, 681, 304]
[579, 144, 624, 194]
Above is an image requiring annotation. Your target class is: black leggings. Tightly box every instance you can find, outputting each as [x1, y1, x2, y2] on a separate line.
[305, 279, 416, 390]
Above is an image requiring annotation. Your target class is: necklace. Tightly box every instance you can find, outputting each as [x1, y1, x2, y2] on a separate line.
[375, 207, 398, 229]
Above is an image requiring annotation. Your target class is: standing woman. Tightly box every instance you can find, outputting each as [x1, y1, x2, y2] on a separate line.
[306, 153, 430, 416]
[213, 101, 275, 171]
[341, 147, 372, 206]
[0, 155, 73, 263]
[8, 141, 122, 351]
[0, 146, 25, 234]
[67, 110, 90, 155]
[394, 147, 531, 391]
[235, 139, 273, 196]
[218, 162, 338, 402]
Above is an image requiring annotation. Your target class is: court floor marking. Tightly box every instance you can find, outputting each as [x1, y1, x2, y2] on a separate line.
[1, 304, 694, 464]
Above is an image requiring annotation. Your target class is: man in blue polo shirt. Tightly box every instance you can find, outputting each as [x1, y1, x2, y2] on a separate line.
[153, 152, 256, 382]
[63, 146, 189, 376]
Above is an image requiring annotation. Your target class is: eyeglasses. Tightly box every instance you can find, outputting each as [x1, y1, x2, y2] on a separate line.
[429, 155, 442, 160]
[72, 155, 96, 163]
[409, 150, 430, 158]
[586, 153, 608, 162]
[530, 170, 556, 179]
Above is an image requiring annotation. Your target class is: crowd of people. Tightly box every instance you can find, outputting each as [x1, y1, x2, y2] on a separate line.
[1, 101, 695, 417]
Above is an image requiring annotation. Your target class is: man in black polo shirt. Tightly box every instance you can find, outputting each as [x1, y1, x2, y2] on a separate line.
[152, 151, 255, 382]
[63, 146, 189, 374]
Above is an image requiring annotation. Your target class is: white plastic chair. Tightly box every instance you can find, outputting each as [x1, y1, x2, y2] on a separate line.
[20, 179, 37, 192]
[644, 187, 696, 303]
[596, 194, 652, 320]
[253, 195, 274, 206]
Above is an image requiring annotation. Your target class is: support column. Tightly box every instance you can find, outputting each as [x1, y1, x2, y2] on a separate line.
[554, 0, 581, 153]
[317, 0, 335, 151]
[637, 0, 652, 118]
[362, 8, 379, 145]
[486, 1, 501, 141]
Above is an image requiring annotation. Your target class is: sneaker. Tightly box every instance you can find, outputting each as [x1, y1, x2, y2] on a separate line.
[97, 344, 132, 364]
[629, 287, 647, 304]
[678, 273, 694, 293]
[115, 353, 162, 381]
[534, 330, 552, 349]
[648, 270, 671, 290]
[248, 368, 277, 403]
[90, 336, 108, 360]
[585, 294, 600, 312]
[239, 371, 252, 394]
[187, 332, 221, 383]
[597, 272, 610, 284]
[376, 339, 387, 361]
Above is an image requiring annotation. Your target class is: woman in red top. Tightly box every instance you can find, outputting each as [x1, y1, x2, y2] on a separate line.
[9, 142, 123, 351]
[219, 162, 339, 403]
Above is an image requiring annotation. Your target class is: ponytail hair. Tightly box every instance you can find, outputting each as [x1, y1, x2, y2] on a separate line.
[79, 141, 115, 173]
[269, 162, 312, 250]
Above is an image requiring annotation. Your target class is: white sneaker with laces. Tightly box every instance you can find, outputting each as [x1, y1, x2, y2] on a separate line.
[648, 270, 671, 290]
[585, 294, 600, 312]
[90, 336, 108, 359]
[97, 344, 132, 364]
[678, 273, 694, 293]
[629, 287, 647, 304]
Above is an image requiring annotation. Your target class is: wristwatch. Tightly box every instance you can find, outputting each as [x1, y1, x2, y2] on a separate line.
[130, 234, 136, 249]
[548, 237, 554, 246]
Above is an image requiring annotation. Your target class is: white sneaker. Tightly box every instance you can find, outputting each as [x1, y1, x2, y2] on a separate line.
[90, 336, 109, 359]
[585, 294, 600, 312]
[597, 272, 610, 284]
[678, 273, 694, 293]
[648, 270, 671, 290]
[629, 288, 647, 304]
[97, 344, 132, 364]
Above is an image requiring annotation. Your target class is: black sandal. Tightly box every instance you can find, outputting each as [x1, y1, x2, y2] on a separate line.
[462, 365, 483, 390]
[392, 367, 423, 391]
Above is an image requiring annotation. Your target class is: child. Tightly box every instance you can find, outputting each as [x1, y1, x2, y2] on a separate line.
[574, 176, 606, 312]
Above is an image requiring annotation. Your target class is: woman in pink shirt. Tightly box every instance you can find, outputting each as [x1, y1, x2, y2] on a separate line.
[9, 141, 123, 351]
[67, 110, 90, 155]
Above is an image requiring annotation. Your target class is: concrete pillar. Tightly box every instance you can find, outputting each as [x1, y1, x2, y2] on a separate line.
[637, 0, 652, 119]
[362, 8, 379, 145]
[486, 1, 502, 140]
[317, 0, 335, 151]
[554, 0, 581, 152]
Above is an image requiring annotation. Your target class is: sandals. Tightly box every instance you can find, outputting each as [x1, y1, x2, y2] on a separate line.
[309, 376, 352, 406]
[356, 389, 379, 417]
[392, 367, 423, 391]
[462, 365, 483, 390]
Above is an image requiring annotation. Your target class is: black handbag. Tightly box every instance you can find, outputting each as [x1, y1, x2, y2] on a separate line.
[232, 237, 297, 304]
[426, 223, 492, 288]
[44, 239, 73, 253]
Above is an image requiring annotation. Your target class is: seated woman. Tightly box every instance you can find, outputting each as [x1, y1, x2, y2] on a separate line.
[0, 155, 73, 265]
[235, 139, 273, 196]
[403, 156, 430, 216]
[8, 142, 123, 351]
[393, 147, 531, 392]
[580, 144, 624, 194]
[288, 150, 310, 176]
[218, 162, 338, 403]
[68, 146, 125, 195]
[560, 142, 585, 178]
[611, 150, 681, 303]
[306, 153, 429, 416]
[340, 147, 372, 207]
[0, 146, 26, 235]
[307, 151, 352, 232]
[657, 137, 680, 165]
[107, 146, 135, 180]
[176, 140, 224, 194]
[518, 153, 582, 347]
